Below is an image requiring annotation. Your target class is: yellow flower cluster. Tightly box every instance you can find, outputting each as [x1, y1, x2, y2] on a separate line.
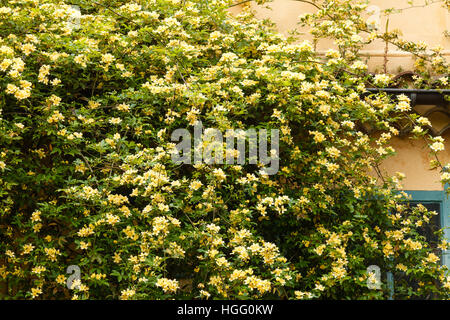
[1, 0, 448, 301]
[156, 278, 179, 294]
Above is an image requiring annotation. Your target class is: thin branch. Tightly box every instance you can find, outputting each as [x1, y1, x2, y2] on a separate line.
[229, 0, 252, 8]
[385, 0, 444, 14]
[292, 0, 322, 10]
[90, 1, 138, 25]
[383, 18, 390, 74]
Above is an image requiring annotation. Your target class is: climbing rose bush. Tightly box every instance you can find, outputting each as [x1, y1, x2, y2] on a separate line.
[0, 0, 449, 299]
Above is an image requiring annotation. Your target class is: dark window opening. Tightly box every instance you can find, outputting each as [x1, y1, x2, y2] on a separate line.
[393, 201, 442, 299]
[409, 201, 441, 248]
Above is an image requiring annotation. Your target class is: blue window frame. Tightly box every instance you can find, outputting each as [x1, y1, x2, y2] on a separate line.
[404, 189, 450, 268]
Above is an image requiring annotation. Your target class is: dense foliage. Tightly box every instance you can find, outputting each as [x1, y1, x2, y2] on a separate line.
[0, 0, 449, 299]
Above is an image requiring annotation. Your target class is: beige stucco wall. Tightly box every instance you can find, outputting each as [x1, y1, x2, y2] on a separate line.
[378, 104, 450, 191]
[231, 1, 450, 191]
[378, 135, 450, 191]
[238, 0, 450, 73]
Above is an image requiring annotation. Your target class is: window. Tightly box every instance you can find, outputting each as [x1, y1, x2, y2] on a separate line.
[388, 190, 450, 299]
[404, 190, 450, 268]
